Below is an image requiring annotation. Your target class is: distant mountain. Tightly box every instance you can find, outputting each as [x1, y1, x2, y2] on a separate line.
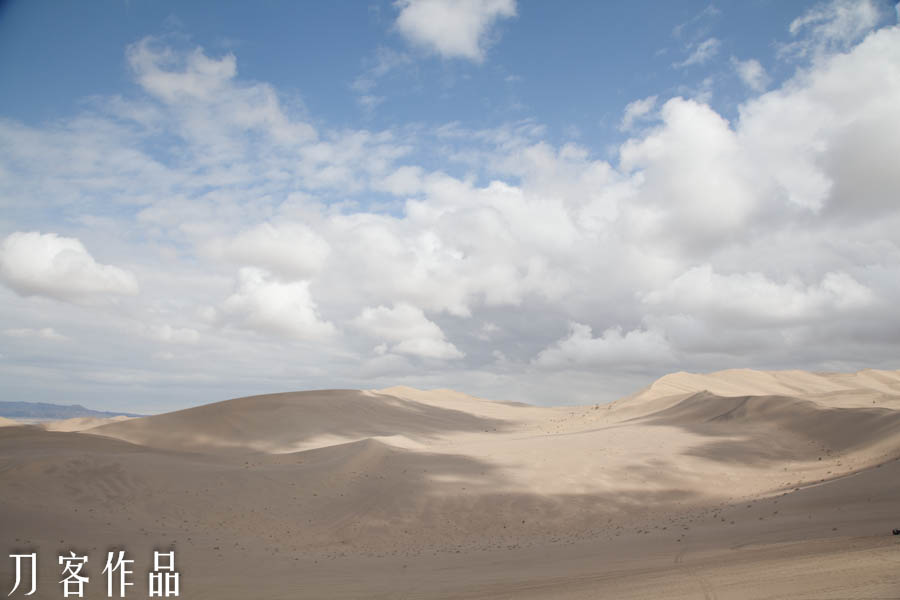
[0, 401, 142, 420]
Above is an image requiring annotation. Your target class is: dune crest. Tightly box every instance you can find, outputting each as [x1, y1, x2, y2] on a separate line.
[609, 367, 900, 418]
[643, 367, 900, 399]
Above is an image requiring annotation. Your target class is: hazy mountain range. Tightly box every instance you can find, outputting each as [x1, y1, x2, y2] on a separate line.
[0, 400, 142, 420]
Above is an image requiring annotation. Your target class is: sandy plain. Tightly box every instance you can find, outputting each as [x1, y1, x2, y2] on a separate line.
[1, 368, 899, 599]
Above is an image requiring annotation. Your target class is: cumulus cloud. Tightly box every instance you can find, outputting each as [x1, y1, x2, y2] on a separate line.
[2, 13, 900, 408]
[206, 222, 331, 280]
[126, 36, 318, 154]
[732, 57, 770, 91]
[739, 25, 900, 214]
[620, 95, 658, 131]
[0, 232, 138, 301]
[394, 0, 516, 61]
[643, 265, 875, 324]
[221, 268, 335, 340]
[619, 97, 757, 246]
[352, 303, 463, 359]
[534, 323, 675, 369]
[376, 165, 425, 196]
[317, 178, 575, 320]
[127, 39, 238, 103]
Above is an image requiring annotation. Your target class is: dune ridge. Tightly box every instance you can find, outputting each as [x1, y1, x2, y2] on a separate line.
[630, 367, 900, 403]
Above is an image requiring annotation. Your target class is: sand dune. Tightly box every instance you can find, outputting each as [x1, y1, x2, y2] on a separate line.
[91, 389, 515, 453]
[627, 367, 900, 405]
[646, 391, 900, 451]
[40, 415, 133, 432]
[1, 368, 899, 599]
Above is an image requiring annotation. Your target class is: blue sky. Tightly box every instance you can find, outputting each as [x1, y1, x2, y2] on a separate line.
[0, 2, 823, 145]
[1, 0, 899, 412]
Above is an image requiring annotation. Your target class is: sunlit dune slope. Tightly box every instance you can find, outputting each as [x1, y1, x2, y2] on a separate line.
[623, 368, 900, 405]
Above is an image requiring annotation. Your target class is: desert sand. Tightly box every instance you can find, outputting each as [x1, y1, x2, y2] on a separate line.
[40, 415, 134, 433]
[1, 368, 899, 599]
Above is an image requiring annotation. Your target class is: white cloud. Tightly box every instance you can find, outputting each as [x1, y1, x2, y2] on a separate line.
[127, 36, 317, 152]
[4, 327, 69, 341]
[206, 222, 331, 280]
[619, 97, 757, 244]
[739, 25, 900, 214]
[643, 265, 875, 324]
[319, 176, 577, 319]
[534, 323, 674, 369]
[127, 39, 237, 103]
[732, 57, 770, 91]
[376, 165, 424, 196]
[675, 37, 721, 68]
[145, 324, 200, 344]
[785, 0, 885, 58]
[3, 19, 900, 409]
[394, 0, 516, 61]
[221, 268, 335, 340]
[352, 303, 463, 359]
[620, 95, 658, 131]
[0, 232, 138, 301]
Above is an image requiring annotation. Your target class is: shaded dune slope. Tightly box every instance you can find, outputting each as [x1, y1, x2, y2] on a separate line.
[91, 389, 512, 453]
[637, 391, 900, 466]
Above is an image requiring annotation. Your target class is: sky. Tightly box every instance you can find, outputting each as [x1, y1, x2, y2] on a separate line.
[1, 0, 899, 413]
